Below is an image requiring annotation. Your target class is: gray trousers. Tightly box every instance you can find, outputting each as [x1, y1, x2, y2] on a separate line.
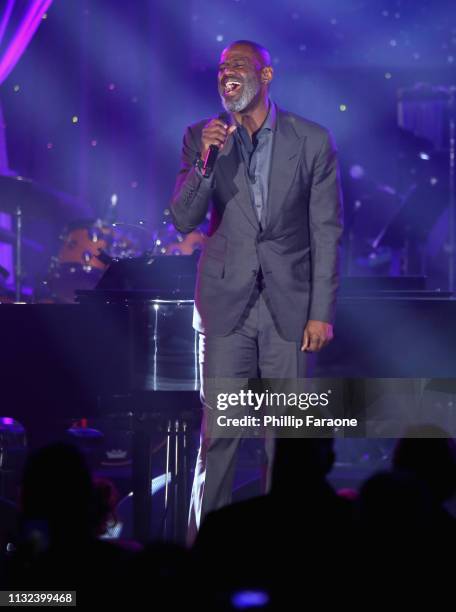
[187, 282, 314, 543]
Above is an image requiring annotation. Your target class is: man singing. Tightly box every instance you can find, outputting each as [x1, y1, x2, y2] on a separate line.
[170, 40, 343, 542]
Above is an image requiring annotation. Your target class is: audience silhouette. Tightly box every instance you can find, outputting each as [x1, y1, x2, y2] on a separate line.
[193, 437, 356, 605]
[6, 443, 133, 604]
[0, 430, 454, 609]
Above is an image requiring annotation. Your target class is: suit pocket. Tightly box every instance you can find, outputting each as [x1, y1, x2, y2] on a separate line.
[199, 253, 225, 279]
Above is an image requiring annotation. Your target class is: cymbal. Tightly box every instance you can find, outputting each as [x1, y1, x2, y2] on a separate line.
[0, 173, 89, 219]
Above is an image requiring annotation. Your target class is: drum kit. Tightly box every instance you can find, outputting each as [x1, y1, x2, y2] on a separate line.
[0, 174, 208, 304]
[42, 218, 154, 303]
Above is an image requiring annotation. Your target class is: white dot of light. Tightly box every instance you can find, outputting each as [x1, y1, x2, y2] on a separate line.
[382, 10, 389, 17]
[42, 13, 47, 20]
[419, 152, 430, 160]
[13, 84, 20, 92]
[330, 18, 337, 25]
[390, 39, 397, 47]
[430, 177, 438, 185]
[350, 165, 365, 179]
[47, 143, 53, 150]
[72, 116, 78, 124]
[339, 104, 347, 112]
[91, 139, 97, 147]
[448, 56, 455, 63]
[385, 72, 392, 79]
[231, 590, 270, 609]
[216, 34, 224, 42]
[108, 83, 115, 91]
[111, 194, 118, 206]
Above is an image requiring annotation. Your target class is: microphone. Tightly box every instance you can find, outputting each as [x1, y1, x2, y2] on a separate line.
[202, 113, 232, 178]
[202, 144, 219, 178]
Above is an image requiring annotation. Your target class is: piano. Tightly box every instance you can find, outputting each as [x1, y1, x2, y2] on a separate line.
[1, 262, 456, 541]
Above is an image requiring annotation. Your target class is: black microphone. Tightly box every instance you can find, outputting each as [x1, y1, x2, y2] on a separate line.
[202, 113, 231, 178]
[202, 144, 219, 178]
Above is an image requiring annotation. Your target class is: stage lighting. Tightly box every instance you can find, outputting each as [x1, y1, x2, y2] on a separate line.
[231, 590, 270, 609]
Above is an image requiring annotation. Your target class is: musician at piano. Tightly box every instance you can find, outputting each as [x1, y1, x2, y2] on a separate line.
[170, 40, 343, 543]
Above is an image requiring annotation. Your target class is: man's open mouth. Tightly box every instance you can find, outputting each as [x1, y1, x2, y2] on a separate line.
[223, 79, 242, 97]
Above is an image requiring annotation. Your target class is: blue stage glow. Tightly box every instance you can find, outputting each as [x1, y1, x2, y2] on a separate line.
[231, 590, 270, 609]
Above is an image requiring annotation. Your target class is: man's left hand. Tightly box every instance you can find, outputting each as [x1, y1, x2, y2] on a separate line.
[301, 320, 334, 352]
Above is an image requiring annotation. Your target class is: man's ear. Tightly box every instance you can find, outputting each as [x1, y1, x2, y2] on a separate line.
[261, 66, 273, 85]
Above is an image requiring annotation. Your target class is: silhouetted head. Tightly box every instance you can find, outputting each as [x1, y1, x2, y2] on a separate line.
[393, 425, 456, 503]
[271, 437, 335, 493]
[359, 470, 432, 530]
[21, 443, 95, 540]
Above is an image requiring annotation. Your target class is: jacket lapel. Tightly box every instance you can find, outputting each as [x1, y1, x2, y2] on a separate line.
[264, 109, 304, 232]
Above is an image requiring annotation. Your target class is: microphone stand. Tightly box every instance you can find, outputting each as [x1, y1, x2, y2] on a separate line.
[15, 204, 22, 302]
[448, 87, 456, 293]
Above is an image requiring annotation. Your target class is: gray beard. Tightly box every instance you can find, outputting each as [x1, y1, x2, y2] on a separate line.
[221, 74, 261, 113]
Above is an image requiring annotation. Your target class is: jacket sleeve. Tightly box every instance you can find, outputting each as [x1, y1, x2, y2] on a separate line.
[308, 130, 344, 325]
[169, 124, 215, 234]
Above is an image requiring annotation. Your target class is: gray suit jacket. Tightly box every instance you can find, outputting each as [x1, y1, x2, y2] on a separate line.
[170, 105, 343, 342]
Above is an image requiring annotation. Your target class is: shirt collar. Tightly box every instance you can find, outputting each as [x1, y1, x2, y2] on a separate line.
[263, 99, 276, 132]
[230, 99, 276, 134]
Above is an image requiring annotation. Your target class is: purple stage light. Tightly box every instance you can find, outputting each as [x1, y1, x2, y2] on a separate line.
[0, 0, 53, 85]
[231, 590, 270, 609]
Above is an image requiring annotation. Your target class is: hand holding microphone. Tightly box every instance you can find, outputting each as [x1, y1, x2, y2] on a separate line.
[201, 118, 237, 177]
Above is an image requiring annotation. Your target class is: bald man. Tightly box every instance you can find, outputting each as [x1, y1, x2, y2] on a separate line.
[170, 40, 343, 542]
